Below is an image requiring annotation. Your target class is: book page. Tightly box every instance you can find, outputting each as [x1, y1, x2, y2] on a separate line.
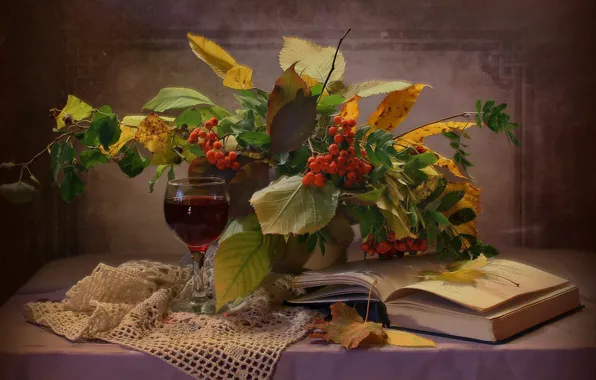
[399, 260, 569, 312]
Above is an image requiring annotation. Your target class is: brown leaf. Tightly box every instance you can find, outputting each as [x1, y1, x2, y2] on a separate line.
[308, 302, 387, 349]
[266, 64, 309, 134]
[367, 84, 428, 132]
[227, 161, 271, 218]
[339, 95, 360, 121]
[269, 90, 318, 153]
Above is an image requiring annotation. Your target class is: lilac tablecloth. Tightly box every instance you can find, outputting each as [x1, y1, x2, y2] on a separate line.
[1, 249, 595, 380]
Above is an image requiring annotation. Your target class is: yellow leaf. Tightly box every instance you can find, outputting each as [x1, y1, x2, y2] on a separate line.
[339, 95, 360, 121]
[300, 74, 320, 88]
[399, 121, 474, 144]
[187, 33, 253, 89]
[135, 113, 173, 153]
[339, 80, 413, 100]
[100, 125, 136, 157]
[56, 95, 93, 129]
[385, 329, 436, 348]
[368, 84, 428, 132]
[376, 196, 413, 239]
[442, 182, 482, 236]
[418, 254, 489, 285]
[279, 37, 346, 88]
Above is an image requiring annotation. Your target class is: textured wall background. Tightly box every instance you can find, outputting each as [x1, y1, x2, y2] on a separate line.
[1, 0, 594, 299]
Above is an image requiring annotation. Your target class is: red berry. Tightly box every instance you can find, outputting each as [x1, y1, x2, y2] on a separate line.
[361, 148, 367, 157]
[347, 147, 356, 156]
[198, 130, 207, 139]
[347, 119, 357, 127]
[215, 151, 224, 160]
[397, 242, 408, 252]
[348, 130, 356, 138]
[419, 240, 428, 252]
[324, 154, 333, 162]
[314, 178, 325, 188]
[340, 119, 350, 128]
[344, 179, 354, 188]
[228, 151, 237, 161]
[316, 155, 325, 165]
[333, 116, 343, 125]
[346, 171, 357, 181]
[224, 157, 232, 167]
[213, 141, 223, 149]
[302, 173, 315, 186]
[206, 150, 216, 160]
[204, 121, 214, 130]
[187, 136, 197, 144]
[207, 132, 216, 140]
[339, 150, 348, 157]
[416, 145, 426, 154]
[309, 162, 321, 173]
[329, 144, 340, 155]
[328, 126, 338, 135]
[364, 164, 372, 174]
[231, 161, 241, 170]
[360, 243, 369, 252]
[334, 134, 344, 144]
[209, 117, 219, 126]
[387, 232, 396, 242]
[216, 160, 226, 170]
[314, 173, 324, 182]
[338, 169, 347, 177]
[307, 156, 316, 164]
[405, 238, 415, 250]
[198, 141, 206, 150]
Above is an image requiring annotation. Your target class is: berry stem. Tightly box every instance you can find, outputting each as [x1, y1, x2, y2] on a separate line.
[307, 138, 316, 156]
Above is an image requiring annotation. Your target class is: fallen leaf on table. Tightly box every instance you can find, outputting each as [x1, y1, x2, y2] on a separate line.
[385, 329, 436, 348]
[308, 302, 435, 349]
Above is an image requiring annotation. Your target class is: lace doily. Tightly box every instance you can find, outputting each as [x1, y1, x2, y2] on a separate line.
[24, 257, 319, 380]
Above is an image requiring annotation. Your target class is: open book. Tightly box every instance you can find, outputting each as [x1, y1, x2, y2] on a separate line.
[289, 255, 581, 342]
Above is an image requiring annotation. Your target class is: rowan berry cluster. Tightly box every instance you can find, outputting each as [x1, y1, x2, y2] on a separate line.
[187, 117, 240, 171]
[301, 116, 372, 188]
[360, 232, 428, 258]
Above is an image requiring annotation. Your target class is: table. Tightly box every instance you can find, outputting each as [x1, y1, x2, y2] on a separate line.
[1, 249, 595, 379]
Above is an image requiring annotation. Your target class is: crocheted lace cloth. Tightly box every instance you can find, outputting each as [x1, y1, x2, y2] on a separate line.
[24, 249, 318, 380]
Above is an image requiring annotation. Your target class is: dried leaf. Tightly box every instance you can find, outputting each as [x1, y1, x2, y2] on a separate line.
[442, 182, 481, 236]
[368, 84, 428, 132]
[100, 125, 136, 157]
[135, 113, 172, 153]
[269, 90, 318, 153]
[0, 181, 36, 204]
[418, 254, 489, 285]
[279, 37, 346, 88]
[266, 64, 309, 133]
[56, 95, 93, 130]
[339, 95, 360, 121]
[308, 303, 387, 349]
[399, 121, 474, 144]
[187, 33, 253, 89]
[339, 80, 413, 100]
[384, 329, 436, 348]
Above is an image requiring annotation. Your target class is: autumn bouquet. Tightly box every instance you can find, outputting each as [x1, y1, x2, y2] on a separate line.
[0, 30, 519, 308]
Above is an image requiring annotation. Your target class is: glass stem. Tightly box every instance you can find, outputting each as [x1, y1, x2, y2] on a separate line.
[190, 248, 208, 302]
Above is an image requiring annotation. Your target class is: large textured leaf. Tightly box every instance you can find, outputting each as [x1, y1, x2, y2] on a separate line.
[219, 214, 261, 243]
[339, 95, 360, 121]
[269, 90, 318, 153]
[214, 231, 271, 311]
[228, 161, 271, 218]
[56, 95, 93, 130]
[266, 64, 309, 132]
[60, 167, 85, 202]
[279, 37, 346, 88]
[339, 80, 413, 100]
[135, 113, 172, 153]
[442, 182, 482, 236]
[187, 33, 253, 90]
[376, 196, 413, 239]
[143, 88, 214, 112]
[399, 121, 474, 144]
[249, 175, 339, 235]
[0, 181, 36, 204]
[368, 84, 428, 132]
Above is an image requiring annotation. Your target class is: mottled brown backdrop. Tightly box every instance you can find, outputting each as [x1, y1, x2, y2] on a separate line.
[1, 0, 594, 302]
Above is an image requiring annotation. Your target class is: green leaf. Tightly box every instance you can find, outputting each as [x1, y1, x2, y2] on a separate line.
[143, 87, 215, 112]
[374, 147, 393, 168]
[60, 167, 85, 202]
[355, 125, 372, 142]
[475, 99, 482, 114]
[359, 206, 385, 238]
[214, 231, 271, 311]
[442, 131, 459, 140]
[316, 94, 345, 115]
[50, 142, 76, 182]
[426, 210, 450, 226]
[79, 148, 109, 170]
[249, 175, 339, 235]
[437, 191, 465, 212]
[405, 152, 438, 172]
[0, 181, 36, 203]
[424, 198, 441, 211]
[425, 218, 438, 246]
[306, 233, 318, 253]
[118, 146, 150, 178]
[188, 145, 205, 158]
[269, 91, 318, 153]
[219, 214, 261, 243]
[148, 164, 169, 193]
[448, 208, 476, 225]
[86, 106, 121, 150]
[238, 131, 270, 147]
[239, 109, 255, 132]
[349, 185, 386, 203]
[482, 100, 495, 113]
[167, 166, 175, 180]
[377, 196, 412, 239]
[56, 95, 93, 130]
[175, 108, 204, 128]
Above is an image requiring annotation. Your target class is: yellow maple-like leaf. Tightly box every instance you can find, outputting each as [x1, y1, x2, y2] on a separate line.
[339, 95, 360, 121]
[135, 113, 172, 153]
[442, 182, 482, 236]
[418, 254, 489, 285]
[385, 329, 436, 348]
[55, 95, 93, 130]
[399, 121, 474, 144]
[308, 302, 387, 349]
[368, 84, 428, 132]
[187, 33, 253, 89]
[100, 125, 136, 157]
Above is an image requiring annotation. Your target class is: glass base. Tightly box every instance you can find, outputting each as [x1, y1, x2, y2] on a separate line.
[171, 297, 216, 314]
[171, 247, 217, 314]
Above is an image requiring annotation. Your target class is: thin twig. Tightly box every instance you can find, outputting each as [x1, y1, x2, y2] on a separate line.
[13, 130, 80, 167]
[395, 112, 475, 140]
[307, 138, 315, 156]
[318, 29, 351, 102]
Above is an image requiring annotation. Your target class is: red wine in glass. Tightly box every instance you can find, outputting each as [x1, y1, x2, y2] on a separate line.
[164, 195, 229, 252]
[164, 177, 229, 313]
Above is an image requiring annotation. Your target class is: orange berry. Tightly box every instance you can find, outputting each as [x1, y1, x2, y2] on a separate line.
[347, 171, 357, 181]
[324, 154, 333, 162]
[361, 148, 367, 157]
[215, 151, 224, 160]
[198, 141, 206, 150]
[338, 169, 347, 177]
[347, 119, 357, 128]
[207, 132, 216, 140]
[307, 156, 316, 164]
[360, 243, 369, 251]
[364, 164, 372, 174]
[187, 136, 197, 144]
[314, 178, 325, 188]
[342, 127, 351, 136]
[328, 162, 338, 174]
[334, 134, 344, 144]
[347, 147, 356, 156]
[231, 161, 241, 170]
[216, 160, 226, 170]
[340, 119, 350, 128]
[198, 130, 207, 138]
[228, 151, 237, 161]
[416, 145, 426, 154]
[348, 130, 356, 138]
[309, 162, 321, 173]
[209, 117, 219, 126]
[328, 144, 340, 155]
[213, 141, 223, 149]
[224, 157, 232, 167]
[333, 116, 343, 125]
[192, 127, 200, 134]
[367, 248, 376, 256]
[208, 157, 217, 165]
[204, 121, 214, 130]
[339, 150, 348, 157]
[315, 155, 325, 165]
[302, 175, 313, 186]
[337, 156, 347, 166]
[328, 126, 338, 135]
[206, 150, 216, 160]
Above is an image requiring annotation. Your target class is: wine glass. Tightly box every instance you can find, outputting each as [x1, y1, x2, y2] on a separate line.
[164, 177, 229, 313]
